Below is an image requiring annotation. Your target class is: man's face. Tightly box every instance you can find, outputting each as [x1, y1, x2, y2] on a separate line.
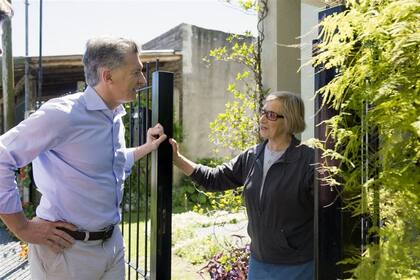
[108, 52, 147, 105]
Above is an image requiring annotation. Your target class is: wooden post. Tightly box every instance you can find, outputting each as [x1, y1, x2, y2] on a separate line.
[24, 74, 36, 118]
[2, 16, 15, 131]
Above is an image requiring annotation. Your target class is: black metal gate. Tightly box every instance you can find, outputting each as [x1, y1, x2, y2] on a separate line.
[121, 64, 173, 280]
[314, 5, 380, 280]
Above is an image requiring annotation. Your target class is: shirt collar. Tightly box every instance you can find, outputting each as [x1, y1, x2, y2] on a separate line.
[256, 136, 301, 163]
[83, 86, 109, 111]
[83, 86, 126, 118]
[113, 104, 126, 118]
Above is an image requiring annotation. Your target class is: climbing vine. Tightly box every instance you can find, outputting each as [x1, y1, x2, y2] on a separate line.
[311, 0, 419, 278]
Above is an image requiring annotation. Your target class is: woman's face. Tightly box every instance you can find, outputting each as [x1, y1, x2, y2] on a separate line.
[259, 99, 288, 140]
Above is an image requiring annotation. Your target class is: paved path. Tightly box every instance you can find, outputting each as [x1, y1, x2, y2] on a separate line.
[0, 228, 30, 280]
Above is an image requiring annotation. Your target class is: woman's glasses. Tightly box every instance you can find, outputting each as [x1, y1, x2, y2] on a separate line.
[260, 109, 284, 121]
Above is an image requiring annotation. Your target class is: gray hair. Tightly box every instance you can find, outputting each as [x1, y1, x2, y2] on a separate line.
[82, 36, 139, 87]
[265, 91, 306, 134]
[0, 0, 13, 23]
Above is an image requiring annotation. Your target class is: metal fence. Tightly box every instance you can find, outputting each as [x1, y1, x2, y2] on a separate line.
[121, 63, 173, 280]
[313, 5, 379, 280]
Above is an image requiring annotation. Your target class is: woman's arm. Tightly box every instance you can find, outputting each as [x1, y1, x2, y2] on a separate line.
[169, 138, 246, 192]
[169, 138, 197, 176]
[169, 138, 196, 176]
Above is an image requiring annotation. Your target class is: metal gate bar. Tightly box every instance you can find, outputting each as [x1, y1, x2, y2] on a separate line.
[150, 71, 173, 280]
[122, 64, 173, 280]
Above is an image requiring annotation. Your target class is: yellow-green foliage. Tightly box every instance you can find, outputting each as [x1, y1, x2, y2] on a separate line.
[311, 0, 419, 279]
[207, 41, 262, 154]
[197, 1, 268, 214]
[207, 0, 268, 155]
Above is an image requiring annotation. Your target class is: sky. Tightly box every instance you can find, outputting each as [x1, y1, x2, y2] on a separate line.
[10, 0, 258, 57]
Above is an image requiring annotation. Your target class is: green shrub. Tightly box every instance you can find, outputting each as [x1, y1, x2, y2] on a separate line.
[311, 0, 420, 278]
[199, 243, 250, 279]
[172, 226, 195, 246]
[175, 235, 224, 265]
[173, 158, 245, 214]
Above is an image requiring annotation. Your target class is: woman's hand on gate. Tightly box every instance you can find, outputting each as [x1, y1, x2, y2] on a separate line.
[169, 138, 196, 176]
[169, 138, 180, 160]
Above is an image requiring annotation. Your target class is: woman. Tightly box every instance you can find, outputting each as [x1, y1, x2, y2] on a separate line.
[169, 91, 314, 279]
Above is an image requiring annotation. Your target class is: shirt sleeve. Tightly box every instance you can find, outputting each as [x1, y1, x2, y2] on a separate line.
[124, 147, 136, 177]
[0, 101, 66, 214]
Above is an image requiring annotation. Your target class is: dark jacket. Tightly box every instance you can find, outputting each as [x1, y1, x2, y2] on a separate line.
[190, 136, 314, 264]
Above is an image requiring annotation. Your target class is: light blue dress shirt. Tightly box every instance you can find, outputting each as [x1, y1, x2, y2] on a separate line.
[0, 86, 135, 231]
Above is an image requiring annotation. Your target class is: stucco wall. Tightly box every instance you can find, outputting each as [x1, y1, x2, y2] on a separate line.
[300, 3, 322, 141]
[142, 25, 183, 51]
[181, 24, 251, 160]
[143, 23, 251, 161]
[262, 0, 325, 141]
[262, 0, 301, 94]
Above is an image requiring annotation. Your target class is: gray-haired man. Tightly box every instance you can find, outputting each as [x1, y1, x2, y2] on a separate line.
[0, 36, 166, 279]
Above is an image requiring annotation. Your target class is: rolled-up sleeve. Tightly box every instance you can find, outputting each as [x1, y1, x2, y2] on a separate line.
[124, 147, 136, 177]
[0, 102, 65, 214]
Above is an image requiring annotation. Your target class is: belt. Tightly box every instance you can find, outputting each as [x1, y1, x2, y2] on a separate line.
[58, 225, 114, 242]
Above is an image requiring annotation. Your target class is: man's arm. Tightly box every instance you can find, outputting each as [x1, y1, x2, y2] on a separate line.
[123, 123, 167, 176]
[0, 212, 76, 253]
[170, 137, 246, 192]
[0, 103, 78, 252]
[131, 123, 167, 162]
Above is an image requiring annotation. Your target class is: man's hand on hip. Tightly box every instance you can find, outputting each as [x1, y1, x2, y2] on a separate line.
[16, 216, 77, 253]
[0, 212, 77, 253]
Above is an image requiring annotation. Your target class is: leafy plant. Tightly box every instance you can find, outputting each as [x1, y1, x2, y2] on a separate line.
[17, 165, 32, 189]
[206, 0, 268, 154]
[192, 2, 268, 278]
[193, 0, 268, 220]
[19, 202, 36, 260]
[174, 158, 245, 214]
[311, 0, 420, 278]
[19, 242, 29, 260]
[199, 242, 250, 280]
[175, 235, 225, 265]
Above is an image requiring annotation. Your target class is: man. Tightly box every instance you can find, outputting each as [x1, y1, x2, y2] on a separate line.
[0, 36, 166, 279]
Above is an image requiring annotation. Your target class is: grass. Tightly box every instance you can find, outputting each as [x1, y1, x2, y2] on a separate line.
[120, 210, 248, 279]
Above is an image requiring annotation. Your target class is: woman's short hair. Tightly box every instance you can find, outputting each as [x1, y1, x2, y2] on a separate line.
[82, 36, 139, 87]
[265, 91, 306, 134]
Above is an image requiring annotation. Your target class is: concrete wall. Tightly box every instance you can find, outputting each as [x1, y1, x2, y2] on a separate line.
[262, 0, 301, 94]
[301, 2, 323, 141]
[143, 23, 250, 161]
[181, 24, 250, 160]
[142, 25, 183, 51]
[262, 0, 325, 141]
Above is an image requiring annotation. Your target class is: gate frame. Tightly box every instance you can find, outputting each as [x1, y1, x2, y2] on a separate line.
[123, 69, 173, 280]
[150, 71, 173, 280]
[313, 5, 380, 280]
